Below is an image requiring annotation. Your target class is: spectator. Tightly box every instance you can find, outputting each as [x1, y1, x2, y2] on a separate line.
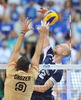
[0, 3, 5, 23]
[71, 47, 78, 64]
[25, 1, 37, 20]
[5, 3, 19, 22]
[0, 32, 6, 47]
[62, 0, 72, 22]
[72, 12, 81, 42]
[0, 40, 11, 64]
[7, 30, 18, 52]
[33, 14, 43, 36]
[8, 0, 20, 5]
[75, 42, 81, 64]
[35, 0, 45, 6]
[0, 16, 13, 36]
[49, 12, 69, 45]
[78, 93, 81, 100]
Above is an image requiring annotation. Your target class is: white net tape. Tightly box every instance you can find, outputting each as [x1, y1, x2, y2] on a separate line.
[0, 64, 81, 100]
[0, 64, 81, 69]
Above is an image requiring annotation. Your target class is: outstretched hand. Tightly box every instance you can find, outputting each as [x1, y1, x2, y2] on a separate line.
[36, 20, 50, 38]
[20, 17, 33, 33]
[38, 7, 48, 14]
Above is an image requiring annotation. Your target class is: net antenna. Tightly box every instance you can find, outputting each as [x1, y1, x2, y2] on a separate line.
[67, 8, 72, 100]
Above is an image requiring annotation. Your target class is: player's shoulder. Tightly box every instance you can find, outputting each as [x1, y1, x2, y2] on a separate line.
[6, 62, 17, 77]
[29, 64, 38, 72]
[8, 62, 16, 67]
[28, 65, 38, 79]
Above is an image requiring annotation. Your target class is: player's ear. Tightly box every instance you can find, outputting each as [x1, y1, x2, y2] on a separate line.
[63, 51, 67, 56]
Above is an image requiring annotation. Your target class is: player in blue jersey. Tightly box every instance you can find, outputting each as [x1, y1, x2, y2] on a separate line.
[31, 20, 70, 100]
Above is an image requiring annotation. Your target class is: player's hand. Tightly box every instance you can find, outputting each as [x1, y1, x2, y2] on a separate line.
[38, 7, 48, 14]
[20, 17, 33, 33]
[36, 20, 49, 38]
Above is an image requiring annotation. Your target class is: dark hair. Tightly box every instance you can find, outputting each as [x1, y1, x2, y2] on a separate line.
[17, 56, 30, 72]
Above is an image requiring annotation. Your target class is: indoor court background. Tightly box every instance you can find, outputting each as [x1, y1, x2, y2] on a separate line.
[0, 0, 81, 100]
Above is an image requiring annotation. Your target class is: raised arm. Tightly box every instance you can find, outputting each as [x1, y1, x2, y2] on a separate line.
[31, 20, 49, 67]
[38, 8, 50, 48]
[38, 7, 48, 14]
[8, 18, 33, 65]
[34, 70, 63, 93]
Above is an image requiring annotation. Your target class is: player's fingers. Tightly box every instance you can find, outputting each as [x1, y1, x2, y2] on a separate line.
[36, 25, 39, 30]
[29, 28, 34, 31]
[20, 17, 25, 24]
[38, 8, 43, 12]
[38, 10, 42, 12]
[25, 17, 28, 23]
[27, 19, 32, 26]
[41, 20, 43, 26]
[40, 7, 48, 12]
[40, 7, 46, 10]
[43, 21, 47, 26]
[44, 21, 49, 29]
[46, 22, 50, 27]
[42, 20, 49, 29]
[40, 7, 43, 9]
[26, 17, 29, 24]
[43, 20, 47, 27]
[19, 20, 23, 25]
[46, 26, 49, 29]
[22, 17, 26, 23]
[42, 20, 45, 26]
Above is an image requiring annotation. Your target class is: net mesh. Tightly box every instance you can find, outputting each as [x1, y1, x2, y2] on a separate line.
[0, 64, 81, 100]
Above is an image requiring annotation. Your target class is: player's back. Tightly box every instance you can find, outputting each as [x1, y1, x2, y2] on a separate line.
[4, 62, 38, 100]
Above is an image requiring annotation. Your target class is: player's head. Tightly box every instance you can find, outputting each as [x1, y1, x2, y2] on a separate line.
[54, 43, 70, 57]
[17, 56, 30, 72]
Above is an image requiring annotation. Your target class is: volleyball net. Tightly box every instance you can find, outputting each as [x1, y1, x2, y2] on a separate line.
[0, 64, 81, 100]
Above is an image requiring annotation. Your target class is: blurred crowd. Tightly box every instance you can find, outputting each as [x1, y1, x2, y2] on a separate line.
[0, 0, 71, 65]
[71, 0, 81, 64]
[0, 0, 81, 100]
[0, 0, 81, 64]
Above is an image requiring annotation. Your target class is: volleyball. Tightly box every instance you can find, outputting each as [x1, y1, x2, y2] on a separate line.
[43, 10, 58, 25]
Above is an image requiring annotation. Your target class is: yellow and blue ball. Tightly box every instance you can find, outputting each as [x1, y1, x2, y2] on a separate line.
[43, 10, 58, 25]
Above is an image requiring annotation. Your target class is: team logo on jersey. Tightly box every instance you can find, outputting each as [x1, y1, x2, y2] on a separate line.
[15, 82, 27, 92]
[43, 64, 50, 68]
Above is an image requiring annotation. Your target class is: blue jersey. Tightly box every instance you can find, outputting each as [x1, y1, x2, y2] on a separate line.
[32, 46, 63, 97]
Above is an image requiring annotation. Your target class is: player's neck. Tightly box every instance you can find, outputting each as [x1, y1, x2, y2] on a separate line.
[53, 55, 62, 64]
